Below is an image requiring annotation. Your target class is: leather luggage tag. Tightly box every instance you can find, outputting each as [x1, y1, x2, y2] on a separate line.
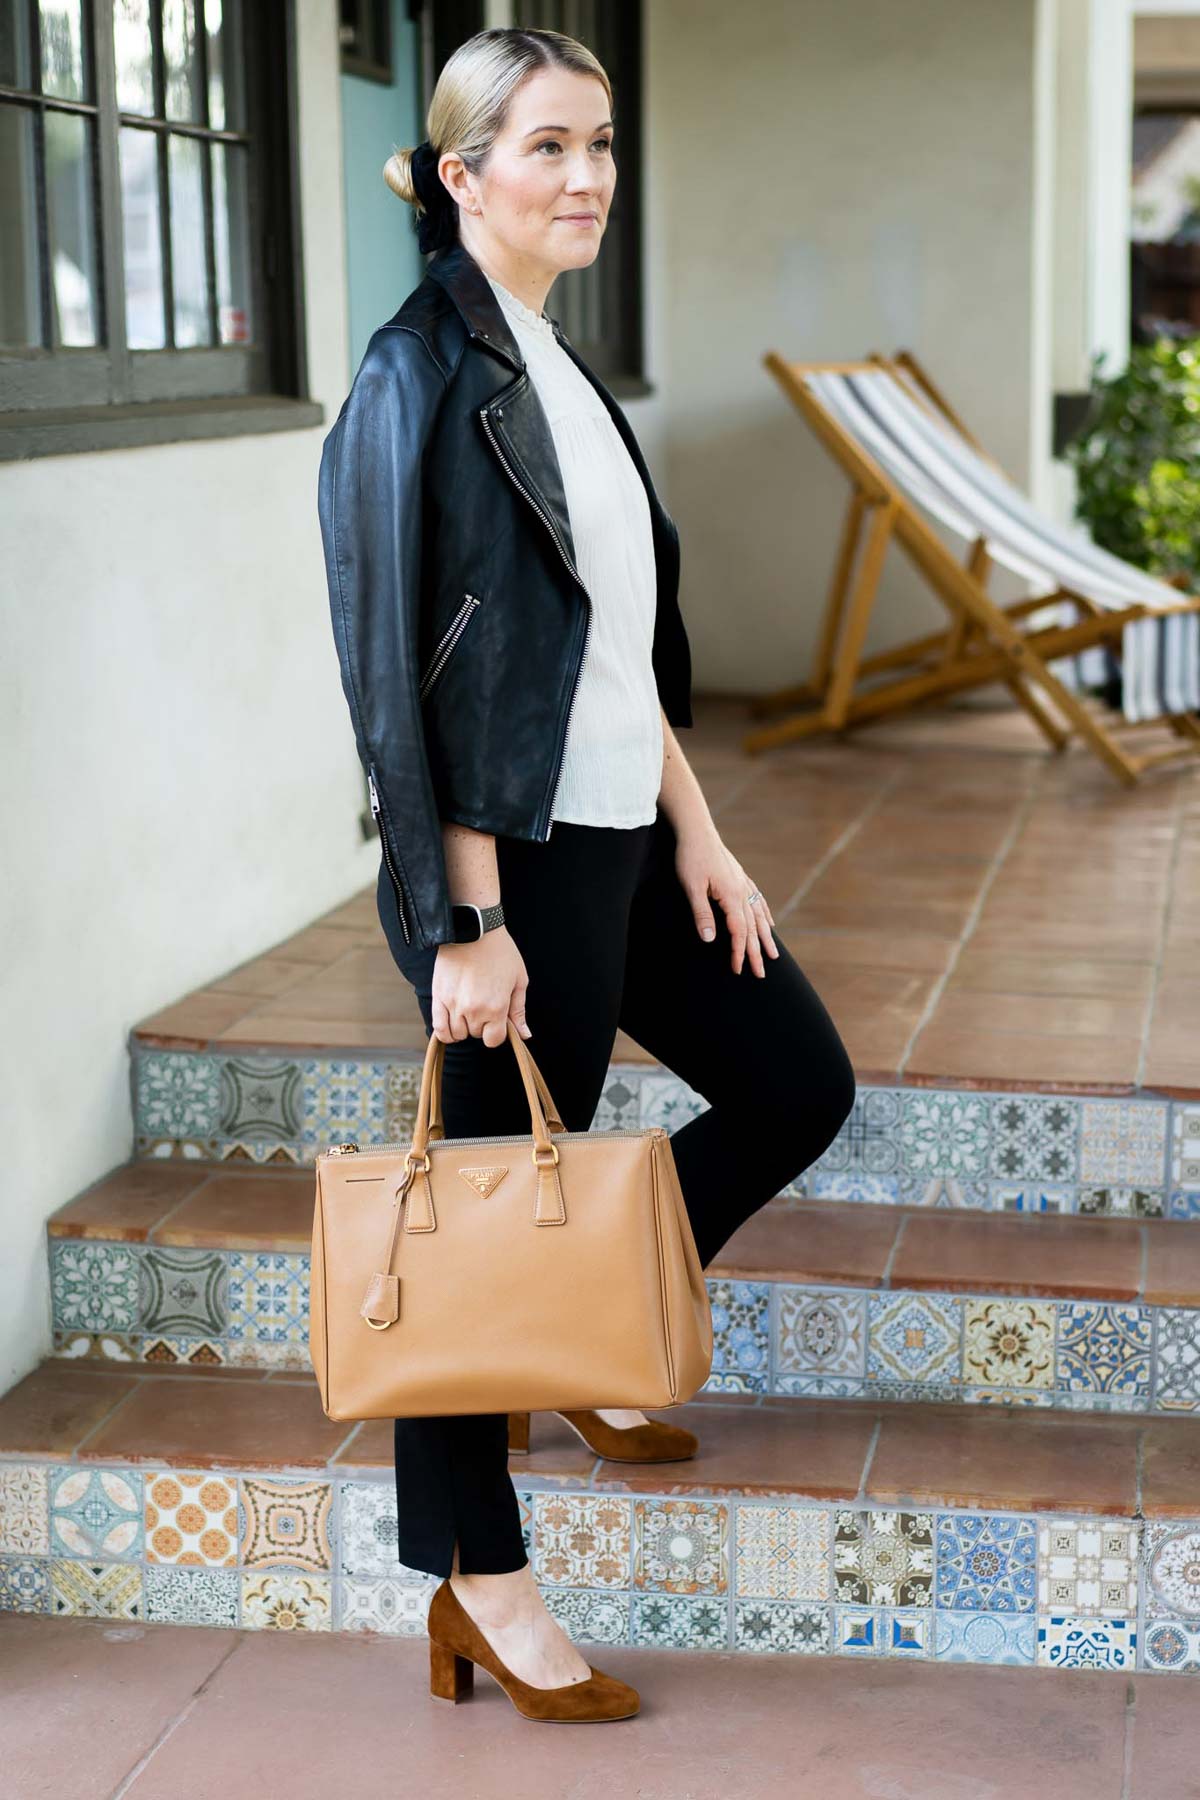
[361, 1272, 400, 1324]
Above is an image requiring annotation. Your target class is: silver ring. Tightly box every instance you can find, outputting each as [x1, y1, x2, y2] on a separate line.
[747, 889, 762, 905]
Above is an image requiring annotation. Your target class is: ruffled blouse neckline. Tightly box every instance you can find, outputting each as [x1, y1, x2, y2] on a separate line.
[484, 272, 555, 339]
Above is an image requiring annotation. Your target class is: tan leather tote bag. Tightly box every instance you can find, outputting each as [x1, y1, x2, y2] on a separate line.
[309, 1019, 713, 1421]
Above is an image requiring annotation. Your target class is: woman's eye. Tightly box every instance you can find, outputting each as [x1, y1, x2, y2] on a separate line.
[536, 138, 613, 154]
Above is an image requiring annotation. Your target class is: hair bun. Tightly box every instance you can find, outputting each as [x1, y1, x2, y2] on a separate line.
[383, 148, 417, 204]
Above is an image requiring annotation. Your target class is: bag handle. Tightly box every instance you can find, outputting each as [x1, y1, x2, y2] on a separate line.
[361, 1020, 569, 1329]
[426, 1029, 565, 1142]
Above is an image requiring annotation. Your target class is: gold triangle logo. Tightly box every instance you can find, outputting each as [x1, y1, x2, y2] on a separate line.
[458, 1164, 509, 1197]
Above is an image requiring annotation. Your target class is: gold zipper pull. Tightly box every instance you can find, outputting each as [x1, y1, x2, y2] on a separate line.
[328, 1142, 360, 1156]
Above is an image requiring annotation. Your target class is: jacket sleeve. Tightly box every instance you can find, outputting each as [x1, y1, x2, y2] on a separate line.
[318, 326, 454, 951]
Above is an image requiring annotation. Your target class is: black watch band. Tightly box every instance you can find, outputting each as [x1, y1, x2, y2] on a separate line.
[451, 900, 506, 943]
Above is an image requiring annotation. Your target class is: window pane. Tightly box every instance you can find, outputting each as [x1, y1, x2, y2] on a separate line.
[45, 108, 98, 344]
[39, 0, 85, 101]
[119, 126, 165, 346]
[0, 0, 32, 87]
[0, 105, 41, 346]
[114, 0, 154, 114]
[168, 131, 209, 344]
[212, 140, 251, 343]
[163, 0, 202, 122]
[205, 0, 243, 130]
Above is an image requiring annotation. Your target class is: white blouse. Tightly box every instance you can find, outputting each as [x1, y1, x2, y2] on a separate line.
[484, 272, 663, 830]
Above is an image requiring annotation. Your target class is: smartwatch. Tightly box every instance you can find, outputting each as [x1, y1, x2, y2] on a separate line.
[451, 900, 506, 943]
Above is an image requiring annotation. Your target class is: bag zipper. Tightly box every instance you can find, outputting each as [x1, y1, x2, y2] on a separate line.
[420, 592, 482, 703]
[478, 391, 592, 841]
[326, 1126, 666, 1155]
[368, 765, 412, 946]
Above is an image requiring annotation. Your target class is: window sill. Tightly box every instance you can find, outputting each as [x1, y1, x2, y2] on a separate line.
[0, 395, 326, 462]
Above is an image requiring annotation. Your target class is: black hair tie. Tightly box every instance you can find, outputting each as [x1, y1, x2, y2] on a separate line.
[409, 140, 459, 254]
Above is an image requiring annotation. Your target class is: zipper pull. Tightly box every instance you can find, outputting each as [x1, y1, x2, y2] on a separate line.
[367, 771, 381, 819]
[328, 1142, 360, 1156]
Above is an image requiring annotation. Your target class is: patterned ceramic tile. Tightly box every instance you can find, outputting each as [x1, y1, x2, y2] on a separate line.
[138, 1135, 219, 1161]
[1154, 1310, 1200, 1413]
[1037, 1520, 1139, 1615]
[834, 1511, 933, 1607]
[241, 1479, 332, 1572]
[1079, 1187, 1164, 1219]
[631, 1592, 728, 1649]
[634, 1499, 728, 1595]
[534, 1493, 631, 1589]
[241, 1572, 331, 1631]
[706, 1281, 770, 1393]
[51, 1560, 143, 1619]
[1037, 1615, 1135, 1669]
[834, 1606, 882, 1655]
[900, 1092, 990, 1186]
[339, 1482, 401, 1579]
[816, 1089, 901, 1183]
[881, 1608, 934, 1657]
[1172, 1105, 1200, 1191]
[774, 1289, 866, 1393]
[517, 1490, 533, 1562]
[0, 1556, 50, 1614]
[214, 1139, 305, 1167]
[1056, 1303, 1152, 1402]
[1142, 1617, 1200, 1672]
[990, 1096, 1078, 1183]
[136, 1053, 222, 1138]
[222, 1340, 310, 1373]
[867, 1293, 962, 1388]
[993, 1185, 1073, 1215]
[1170, 1191, 1200, 1221]
[735, 1505, 830, 1601]
[225, 1251, 309, 1350]
[808, 1171, 900, 1205]
[1079, 1100, 1168, 1188]
[936, 1514, 1036, 1612]
[140, 1336, 225, 1368]
[51, 1240, 141, 1334]
[733, 1599, 831, 1653]
[901, 1172, 990, 1208]
[591, 1072, 642, 1131]
[544, 1587, 632, 1645]
[962, 1300, 1055, 1391]
[870, 1379, 962, 1404]
[144, 1565, 239, 1627]
[935, 1610, 1036, 1665]
[301, 1059, 388, 1147]
[638, 1075, 708, 1132]
[382, 1061, 422, 1145]
[145, 1471, 238, 1566]
[138, 1248, 228, 1338]
[218, 1056, 304, 1143]
[0, 1465, 49, 1555]
[49, 1468, 141, 1561]
[339, 1576, 435, 1635]
[963, 1387, 1054, 1408]
[1143, 1521, 1200, 1620]
[53, 1330, 138, 1362]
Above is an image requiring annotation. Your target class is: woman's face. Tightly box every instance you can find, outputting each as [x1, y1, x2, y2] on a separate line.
[451, 67, 615, 280]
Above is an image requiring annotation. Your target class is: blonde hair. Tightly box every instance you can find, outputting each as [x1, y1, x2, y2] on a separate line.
[383, 26, 613, 236]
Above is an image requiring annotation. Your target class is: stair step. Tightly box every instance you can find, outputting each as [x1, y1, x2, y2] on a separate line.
[46, 1168, 1200, 1413]
[1, 1362, 1197, 1667]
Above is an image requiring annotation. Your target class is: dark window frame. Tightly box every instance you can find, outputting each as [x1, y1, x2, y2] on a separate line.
[0, 0, 320, 459]
[340, 0, 393, 84]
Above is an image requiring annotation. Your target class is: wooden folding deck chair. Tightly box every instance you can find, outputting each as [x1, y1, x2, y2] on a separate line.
[748, 350, 1200, 785]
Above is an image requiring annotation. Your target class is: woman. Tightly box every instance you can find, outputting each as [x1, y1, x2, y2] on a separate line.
[318, 26, 855, 1722]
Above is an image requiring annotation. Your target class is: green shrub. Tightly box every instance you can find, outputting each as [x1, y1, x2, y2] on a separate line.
[1065, 338, 1200, 588]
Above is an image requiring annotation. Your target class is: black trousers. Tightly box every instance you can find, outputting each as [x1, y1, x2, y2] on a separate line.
[376, 804, 856, 1579]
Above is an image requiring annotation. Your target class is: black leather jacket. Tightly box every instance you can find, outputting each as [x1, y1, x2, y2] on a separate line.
[317, 239, 694, 951]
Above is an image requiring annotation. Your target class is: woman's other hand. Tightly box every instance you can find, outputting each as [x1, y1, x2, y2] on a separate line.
[431, 928, 532, 1047]
[673, 822, 779, 978]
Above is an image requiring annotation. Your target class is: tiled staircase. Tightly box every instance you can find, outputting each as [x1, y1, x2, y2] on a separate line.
[3, 848, 1200, 1675]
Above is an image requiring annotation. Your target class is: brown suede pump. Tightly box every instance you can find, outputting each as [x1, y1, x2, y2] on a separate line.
[507, 1408, 699, 1462]
[427, 1578, 640, 1722]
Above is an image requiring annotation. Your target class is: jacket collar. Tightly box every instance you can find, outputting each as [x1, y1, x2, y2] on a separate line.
[425, 239, 568, 373]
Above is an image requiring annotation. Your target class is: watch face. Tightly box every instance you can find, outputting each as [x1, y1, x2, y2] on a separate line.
[453, 905, 483, 942]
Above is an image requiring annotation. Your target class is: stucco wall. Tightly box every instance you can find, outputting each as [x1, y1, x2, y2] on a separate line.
[0, 0, 367, 1387]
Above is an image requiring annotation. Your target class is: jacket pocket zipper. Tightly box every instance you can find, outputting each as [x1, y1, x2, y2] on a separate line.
[368, 765, 413, 946]
[419, 592, 482, 703]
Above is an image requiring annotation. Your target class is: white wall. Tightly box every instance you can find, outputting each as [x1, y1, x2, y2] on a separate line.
[644, 0, 1047, 690]
[0, 0, 372, 1388]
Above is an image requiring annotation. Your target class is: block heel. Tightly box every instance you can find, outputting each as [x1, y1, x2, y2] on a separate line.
[430, 1637, 474, 1702]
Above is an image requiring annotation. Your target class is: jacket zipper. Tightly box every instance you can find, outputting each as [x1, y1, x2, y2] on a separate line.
[478, 397, 592, 840]
[368, 766, 412, 946]
[420, 593, 482, 703]
[326, 1126, 666, 1154]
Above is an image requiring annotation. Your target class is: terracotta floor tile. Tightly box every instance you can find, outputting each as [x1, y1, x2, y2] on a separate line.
[133, 993, 255, 1047]
[904, 1027, 1142, 1088]
[0, 1363, 139, 1458]
[215, 1015, 430, 1051]
[82, 1370, 352, 1470]
[151, 1171, 314, 1250]
[590, 1397, 875, 1499]
[930, 989, 1148, 1040]
[1144, 1224, 1200, 1305]
[329, 1418, 393, 1471]
[775, 928, 956, 974]
[867, 1407, 1139, 1513]
[49, 1163, 211, 1241]
[948, 953, 1156, 999]
[711, 1201, 899, 1286]
[207, 956, 317, 999]
[1141, 1419, 1200, 1517]
[1141, 1054, 1200, 1096]
[891, 1212, 1142, 1300]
